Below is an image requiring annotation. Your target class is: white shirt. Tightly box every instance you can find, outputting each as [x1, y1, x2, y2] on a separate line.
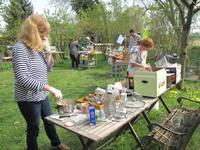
[127, 47, 148, 74]
[129, 34, 142, 53]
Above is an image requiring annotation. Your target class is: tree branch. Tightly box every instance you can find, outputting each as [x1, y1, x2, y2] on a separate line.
[141, 0, 149, 12]
[180, 0, 190, 8]
[174, 0, 185, 25]
[154, 0, 179, 33]
[155, 0, 166, 10]
[193, 5, 200, 14]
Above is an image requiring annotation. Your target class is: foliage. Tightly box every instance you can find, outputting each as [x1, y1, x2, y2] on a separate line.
[70, 0, 99, 14]
[44, 9, 79, 57]
[49, 0, 99, 14]
[3, 0, 33, 43]
[145, 0, 200, 88]
[146, 4, 169, 52]
[78, 3, 146, 43]
[78, 4, 110, 42]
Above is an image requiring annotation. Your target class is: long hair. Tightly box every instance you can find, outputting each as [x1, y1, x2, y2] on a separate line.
[18, 14, 51, 51]
[140, 37, 154, 49]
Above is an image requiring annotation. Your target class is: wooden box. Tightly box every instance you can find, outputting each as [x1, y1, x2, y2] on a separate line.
[122, 50, 130, 63]
[165, 64, 181, 83]
[134, 68, 167, 97]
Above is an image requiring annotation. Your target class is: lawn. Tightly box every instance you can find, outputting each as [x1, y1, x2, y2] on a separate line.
[0, 57, 200, 150]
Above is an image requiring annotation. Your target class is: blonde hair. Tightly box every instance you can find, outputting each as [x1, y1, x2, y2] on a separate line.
[18, 14, 51, 51]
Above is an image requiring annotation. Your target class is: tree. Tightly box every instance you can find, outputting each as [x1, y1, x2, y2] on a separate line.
[151, 0, 200, 89]
[3, 0, 33, 42]
[44, 8, 79, 58]
[78, 4, 110, 42]
[50, 0, 99, 14]
[71, 0, 99, 14]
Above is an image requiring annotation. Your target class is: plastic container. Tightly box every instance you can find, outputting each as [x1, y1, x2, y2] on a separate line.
[109, 93, 116, 117]
[88, 106, 96, 126]
[119, 92, 127, 113]
[103, 92, 111, 117]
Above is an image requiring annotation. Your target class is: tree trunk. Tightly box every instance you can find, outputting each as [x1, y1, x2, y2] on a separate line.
[177, 25, 190, 89]
[176, 27, 182, 54]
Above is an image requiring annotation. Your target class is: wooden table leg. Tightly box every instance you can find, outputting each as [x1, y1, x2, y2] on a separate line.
[159, 96, 171, 113]
[78, 135, 93, 150]
[128, 122, 145, 150]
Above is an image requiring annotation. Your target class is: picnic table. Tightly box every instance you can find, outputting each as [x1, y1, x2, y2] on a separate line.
[51, 51, 65, 60]
[46, 97, 158, 150]
[46, 83, 179, 150]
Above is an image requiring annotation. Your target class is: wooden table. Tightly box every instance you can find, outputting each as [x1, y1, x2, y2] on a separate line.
[2, 56, 12, 61]
[51, 51, 65, 60]
[0, 56, 12, 70]
[79, 51, 102, 68]
[105, 52, 129, 81]
[46, 97, 158, 150]
[46, 76, 180, 149]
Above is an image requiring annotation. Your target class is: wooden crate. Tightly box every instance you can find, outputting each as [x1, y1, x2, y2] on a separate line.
[165, 64, 181, 83]
[134, 68, 167, 97]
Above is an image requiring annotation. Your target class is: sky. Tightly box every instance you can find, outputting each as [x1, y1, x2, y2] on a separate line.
[31, 0, 135, 14]
[32, 0, 52, 14]
[0, 0, 199, 32]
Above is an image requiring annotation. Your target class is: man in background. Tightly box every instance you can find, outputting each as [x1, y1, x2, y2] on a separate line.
[129, 29, 142, 53]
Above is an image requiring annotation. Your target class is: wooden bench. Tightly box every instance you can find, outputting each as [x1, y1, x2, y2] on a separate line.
[142, 96, 200, 150]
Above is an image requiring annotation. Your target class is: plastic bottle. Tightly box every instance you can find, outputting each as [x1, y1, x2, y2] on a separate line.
[109, 93, 116, 118]
[119, 92, 127, 113]
[103, 92, 111, 117]
[88, 106, 96, 126]
[98, 108, 106, 121]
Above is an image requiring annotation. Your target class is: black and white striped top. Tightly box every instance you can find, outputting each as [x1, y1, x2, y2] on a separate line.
[12, 41, 51, 102]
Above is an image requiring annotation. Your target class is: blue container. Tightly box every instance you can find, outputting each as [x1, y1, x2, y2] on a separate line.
[88, 106, 96, 126]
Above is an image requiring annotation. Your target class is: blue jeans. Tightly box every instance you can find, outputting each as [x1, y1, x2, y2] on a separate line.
[17, 96, 60, 150]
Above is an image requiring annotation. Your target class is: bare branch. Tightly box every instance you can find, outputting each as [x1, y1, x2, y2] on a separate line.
[158, 0, 165, 6]
[141, 0, 149, 12]
[180, 0, 190, 8]
[154, 0, 179, 32]
[155, 0, 165, 10]
[193, 5, 200, 14]
[174, 0, 185, 24]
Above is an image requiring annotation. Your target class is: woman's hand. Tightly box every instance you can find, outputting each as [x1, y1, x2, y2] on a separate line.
[43, 37, 51, 54]
[145, 65, 152, 71]
[48, 87, 63, 100]
[143, 64, 152, 71]
[44, 85, 63, 100]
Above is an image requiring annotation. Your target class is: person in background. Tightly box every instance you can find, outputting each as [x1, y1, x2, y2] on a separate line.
[12, 14, 69, 150]
[69, 38, 79, 69]
[78, 36, 87, 51]
[129, 29, 142, 53]
[85, 36, 94, 51]
[127, 37, 154, 78]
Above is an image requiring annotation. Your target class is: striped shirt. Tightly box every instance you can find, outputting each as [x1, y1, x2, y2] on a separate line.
[12, 41, 51, 102]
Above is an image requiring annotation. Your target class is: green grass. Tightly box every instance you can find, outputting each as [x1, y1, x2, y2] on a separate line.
[0, 57, 200, 150]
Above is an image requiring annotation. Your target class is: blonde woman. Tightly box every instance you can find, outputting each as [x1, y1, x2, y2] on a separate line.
[12, 15, 69, 150]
